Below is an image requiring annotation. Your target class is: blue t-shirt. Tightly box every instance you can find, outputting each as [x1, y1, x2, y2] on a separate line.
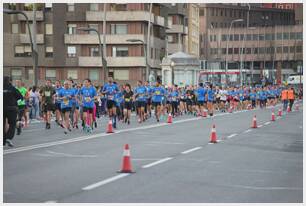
[250, 92, 257, 100]
[80, 86, 97, 108]
[55, 87, 63, 104]
[169, 91, 179, 102]
[59, 88, 74, 109]
[259, 91, 267, 100]
[207, 89, 215, 102]
[70, 87, 78, 105]
[135, 86, 147, 102]
[115, 92, 124, 106]
[196, 87, 206, 101]
[102, 83, 119, 101]
[152, 87, 165, 103]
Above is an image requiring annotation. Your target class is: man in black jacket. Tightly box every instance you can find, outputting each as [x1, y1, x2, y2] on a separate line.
[3, 76, 23, 147]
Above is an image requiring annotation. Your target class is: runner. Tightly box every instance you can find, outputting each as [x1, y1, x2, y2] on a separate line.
[152, 81, 165, 122]
[134, 80, 147, 123]
[123, 83, 133, 125]
[54, 80, 64, 127]
[195, 82, 206, 116]
[15, 80, 28, 135]
[207, 84, 215, 116]
[41, 79, 55, 129]
[169, 85, 179, 116]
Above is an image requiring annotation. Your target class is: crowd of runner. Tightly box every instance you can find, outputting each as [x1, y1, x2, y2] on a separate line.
[4, 76, 301, 147]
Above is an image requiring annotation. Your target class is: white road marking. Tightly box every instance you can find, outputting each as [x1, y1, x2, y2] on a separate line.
[131, 158, 161, 161]
[181, 147, 202, 154]
[142, 157, 173, 168]
[224, 184, 302, 191]
[264, 122, 271, 125]
[258, 125, 263, 128]
[46, 150, 98, 158]
[243, 129, 252, 133]
[227, 133, 237, 139]
[45, 201, 57, 203]
[82, 173, 130, 191]
[276, 117, 281, 120]
[145, 141, 184, 145]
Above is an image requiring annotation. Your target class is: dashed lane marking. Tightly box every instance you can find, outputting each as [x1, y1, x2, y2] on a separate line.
[227, 133, 237, 139]
[142, 157, 173, 169]
[258, 125, 263, 128]
[243, 129, 252, 133]
[181, 147, 202, 154]
[264, 122, 271, 125]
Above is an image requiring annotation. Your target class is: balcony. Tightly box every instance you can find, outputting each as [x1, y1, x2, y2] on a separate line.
[166, 24, 187, 34]
[17, 11, 44, 21]
[19, 34, 44, 44]
[79, 56, 146, 67]
[65, 34, 145, 45]
[168, 43, 183, 53]
[86, 11, 165, 27]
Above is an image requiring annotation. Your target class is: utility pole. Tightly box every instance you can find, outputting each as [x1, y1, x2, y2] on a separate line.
[32, 3, 38, 86]
[102, 3, 107, 83]
[146, 3, 152, 82]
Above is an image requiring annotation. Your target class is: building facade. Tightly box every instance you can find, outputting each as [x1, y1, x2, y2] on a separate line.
[186, 3, 200, 57]
[3, 3, 170, 86]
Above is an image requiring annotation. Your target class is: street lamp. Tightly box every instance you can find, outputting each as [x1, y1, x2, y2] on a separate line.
[170, 61, 175, 85]
[225, 18, 244, 86]
[126, 39, 149, 82]
[4, 8, 38, 86]
[77, 27, 107, 85]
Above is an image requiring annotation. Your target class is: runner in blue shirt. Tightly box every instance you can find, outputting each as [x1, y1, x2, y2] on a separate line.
[152, 81, 165, 122]
[102, 77, 119, 128]
[249, 89, 257, 109]
[207, 85, 215, 116]
[59, 80, 74, 134]
[169, 85, 179, 116]
[79, 79, 97, 132]
[114, 85, 124, 122]
[195, 82, 206, 116]
[134, 80, 147, 123]
[54, 80, 63, 127]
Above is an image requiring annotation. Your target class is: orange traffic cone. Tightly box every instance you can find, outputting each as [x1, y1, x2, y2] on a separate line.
[209, 124, 217, 143]
[167, 113, 173, 123]
[202, 110, 207, 117]
[251, 115, 257, 128]
[106, 120, 114, 133]
[118, 144, 134, 173]
[271, 112, 275, 121]
[278, 108, 282, 116]
[287, 105, 291, 112]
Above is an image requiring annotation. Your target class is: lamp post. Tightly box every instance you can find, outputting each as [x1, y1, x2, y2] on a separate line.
[4, 8, 38, 86]
[170, 61, 175, 85]
[126, 39, 149, 82]
[225, 18, 244, 86]
[77, 27, 107, 85]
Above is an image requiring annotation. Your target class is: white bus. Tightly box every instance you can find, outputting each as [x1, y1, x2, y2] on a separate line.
[287, 74, 303, 85]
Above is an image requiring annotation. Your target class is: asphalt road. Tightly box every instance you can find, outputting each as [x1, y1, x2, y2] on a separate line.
[3, 102, 303, 203]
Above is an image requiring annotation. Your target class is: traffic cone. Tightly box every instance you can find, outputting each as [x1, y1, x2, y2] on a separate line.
[202, 110, 207, 117]
[167, 113, 173, 123]
[278, 108, 282, 116]
[106, 119, 114, 133]
[287, 105, 291, 112]
[271, 112, 275, 121]
[251, 115, 257, 128]
[118, 144, 134, 173]
[209, 124, 217, 143]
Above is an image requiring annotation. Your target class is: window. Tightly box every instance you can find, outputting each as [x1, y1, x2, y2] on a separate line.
[259, 34, 265, 40]
[246, 48, 252, 54]
[277, 47, 282, 53]
[290, 32, 296, 40]
[283, 33, 289, 40]
[222, 48, 226, 54]
[90, 3, 99, 11]
[114, 70, 129, 80]
[90, 47, 99, 57]
[67, 46, 76, 57]
[253, 48, 258, 54]
[112, 46, 128, 57]
[290, 46, 295, 53]
[259, 47, 265, 54]
[276, 33, 282, 40]
[265, 33, 272, 40]
[234, 48, 239, 54]
[167, 35, 173, 43]
[210, 35, 213, 42]
[229, 34, 233, 41]
[89, 69, 99, 80]
[283, 46, 288, 53]
[110, 4, 127, 11]
[45, 46, 53, 57]
[45, 24, 53, 35]
[228, 48, 233, 54]
[246, 34, 252, 41]
[15, 46, 24, 57]
[296, 46, 302, 53]
[240, 34, 245, 41]
[296, 32, 302, 40]
[253, 34, 258, 41]
[222, 35, 227, 41]
[12, 24, 18, 34]
[46, 69, 56, 80]
[67, 24, 77, 34]
[67, 70, 78, 80]
[67, 3, 75, 12]
[234, 34, 239, 41]
[111, 24, 128, 34]
[88, 24, 99, 34]
[45, 3, 52, 9]
[11, 69, 22, 80]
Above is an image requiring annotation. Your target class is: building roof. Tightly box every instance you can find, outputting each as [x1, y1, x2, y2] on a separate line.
[161, 52, 200, 66]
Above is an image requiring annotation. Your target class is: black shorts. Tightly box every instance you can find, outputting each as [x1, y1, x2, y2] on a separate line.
[147, 98, 152, 105]
[186, 99, 193, 106]
[43, 102, 54, 112]
[83, 107, 93, 114]
[55, 102, 61, 111]
[268, 97, 273, 100]
[136, 101, 146, 108]
[61, 107, 71, 113]
[152, 102, 161, 107]
[216, 98, 221, 104]
[197, 101, 204, 106]
[124, 102, 133, 110]
[107, 100, 116, 109]
[180, 99, 186, 103]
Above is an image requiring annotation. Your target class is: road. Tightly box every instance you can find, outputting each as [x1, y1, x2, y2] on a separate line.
[3, 102, 303, 203]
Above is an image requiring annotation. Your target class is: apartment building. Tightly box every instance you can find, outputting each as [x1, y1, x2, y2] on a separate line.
[186, 3, 200, 57]
[3, 3, 169, 86]
[203, 25, 302, 84]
